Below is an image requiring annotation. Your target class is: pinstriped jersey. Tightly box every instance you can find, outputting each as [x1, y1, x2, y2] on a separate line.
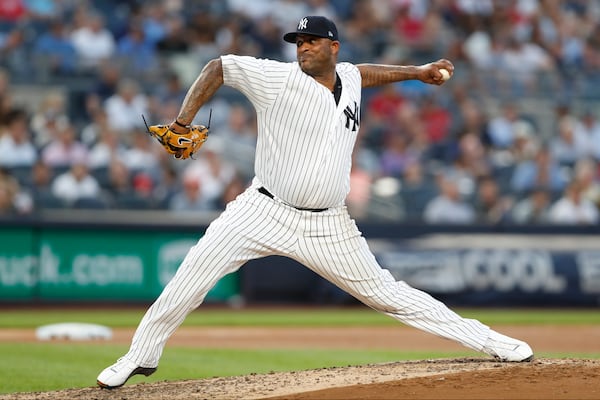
[221, 55, 362, 209]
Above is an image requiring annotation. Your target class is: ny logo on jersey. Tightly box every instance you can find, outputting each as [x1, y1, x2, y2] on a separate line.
[343, 101, 360, 132]
[298, 18, 308, 30]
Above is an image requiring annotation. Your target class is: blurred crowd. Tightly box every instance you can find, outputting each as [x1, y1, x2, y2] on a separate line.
[1, 0, 600, 225]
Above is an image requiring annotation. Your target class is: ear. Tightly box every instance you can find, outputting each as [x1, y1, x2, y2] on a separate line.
[330, 40, 340, 56]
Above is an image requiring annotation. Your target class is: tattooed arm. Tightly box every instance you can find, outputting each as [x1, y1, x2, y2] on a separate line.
[171, 58, 224, 128]
[357, 59, 454, 88]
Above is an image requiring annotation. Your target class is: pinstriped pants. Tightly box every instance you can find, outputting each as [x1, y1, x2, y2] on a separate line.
[125, 183, 491, 367]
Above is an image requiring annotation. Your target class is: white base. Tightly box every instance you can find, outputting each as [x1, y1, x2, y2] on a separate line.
[36, 322, 113, 341]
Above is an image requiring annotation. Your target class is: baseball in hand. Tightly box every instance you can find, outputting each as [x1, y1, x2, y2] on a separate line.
[439, 68, 450, 81]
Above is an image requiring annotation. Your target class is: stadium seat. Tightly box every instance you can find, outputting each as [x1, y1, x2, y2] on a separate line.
[114, 193, 154, 210]
[73, 196, 109, 209]
[34, 192, 67, 209]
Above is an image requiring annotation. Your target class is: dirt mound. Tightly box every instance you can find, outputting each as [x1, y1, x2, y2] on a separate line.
[2, 358, 598, 400]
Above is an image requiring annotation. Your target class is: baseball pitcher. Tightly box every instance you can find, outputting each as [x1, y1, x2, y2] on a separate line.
[98, 15, 533, 389]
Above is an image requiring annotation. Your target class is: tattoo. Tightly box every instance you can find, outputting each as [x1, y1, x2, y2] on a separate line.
[357, 64, 421, 88]
[177, 58, 224, 124]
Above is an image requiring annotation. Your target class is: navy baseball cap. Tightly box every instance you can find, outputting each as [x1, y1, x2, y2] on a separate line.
[283, 16, 338, 43]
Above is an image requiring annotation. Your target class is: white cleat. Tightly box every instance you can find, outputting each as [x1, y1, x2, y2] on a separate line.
[97, 357, 157, 389]
[483, 331, 534, 362]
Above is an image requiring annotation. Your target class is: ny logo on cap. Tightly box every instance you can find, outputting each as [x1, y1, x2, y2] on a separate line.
[298, 17, 308, 30]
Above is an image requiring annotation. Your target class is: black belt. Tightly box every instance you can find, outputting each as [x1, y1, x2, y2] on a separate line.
[258, 187, 328, 212]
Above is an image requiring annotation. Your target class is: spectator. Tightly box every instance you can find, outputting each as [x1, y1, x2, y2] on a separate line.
[581, 26, 600, 80]
[80, 108, 110, 147]
[150, 98, 182, 129]
[543, 3, 587, 78]
[121, 132, 161, 180]
[116, 20, 158, 77]
[485, 102, 524, 150]
[361, 86, 402, 153]
[87, 127, 127, 169]
[499, 36, 555, 95]
[0, 108, 37, 169]
[366, 83, 406, 124]
[0, 169, 32, 215]
[181, 139, 237, 207]
[392, 1, 443, 61]
[572, 158, 600, 209]
[0, 68, 12, 121]
[444, 131, 491, 200]
[247, 15, 284, 59]
[0, 0, 27, 21]
[32, 18, 77, 76]
[510, 145, 568, 195]
[0, 170, 19, 215]
[193, 96, 233, 132]
[548, 181, 599, 225]
[454, 0, 494, 35]
[27, 160, 55, 204]
[269, 0, 310, 35]
[399, 161, 437, 220]
[29, 91, 70, 148]
[473, 176, 514, 224]
[215, 105, 256, 182]
[511, 187, 552, 224]
[187, 14, 222, 68]
[87, 63, 122, 108]
[104, 78, 149, 137]
[379, 133, 419, 179]
[418, 94, 452, 148]
[341, 0, 389, 63]
[23, 0, 61, 20]
[70, 10, 116, 71]
[306, 0, 338, 21]
[41, 121, 88, 170]
[390, 102, 430, 158]
[139, 2, 168, 45]
[214, 13, 246, 55]
[549, 115, 591, 167]
[152, 71, 187, 105]
[153, 165, 180, 209]
[423, 173, 475, 224]
[104, 159, 134, 200]
[508, 120, 539, 164]
[579, 111, 600, 161]
[448, 92, 488, 153]
[462, 25, 494, 71]
[131, 172, 154, 203]
[51, 161, 101, 205]
[0, 25, 30, 79]
[155, 14, 189, 56]
[168, 172, 215, 212]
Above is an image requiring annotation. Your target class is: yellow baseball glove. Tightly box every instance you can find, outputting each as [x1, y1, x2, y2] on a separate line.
[144, 116, 209, 159]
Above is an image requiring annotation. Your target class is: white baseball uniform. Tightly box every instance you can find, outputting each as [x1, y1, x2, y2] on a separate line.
[122, 55, 493, 368]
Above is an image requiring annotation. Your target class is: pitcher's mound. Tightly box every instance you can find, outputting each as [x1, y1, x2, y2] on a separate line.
[2, 358, 598, 400]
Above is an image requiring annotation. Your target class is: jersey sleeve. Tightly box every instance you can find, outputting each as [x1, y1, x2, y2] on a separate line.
[221, 55, 291, 111]
[336, 62, 362, 87]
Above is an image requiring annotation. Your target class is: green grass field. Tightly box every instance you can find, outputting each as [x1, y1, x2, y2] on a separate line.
[0, 307, 598, 394]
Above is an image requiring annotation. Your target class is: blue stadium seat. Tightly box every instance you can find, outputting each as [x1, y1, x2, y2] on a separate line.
[73, 196, 109, 209]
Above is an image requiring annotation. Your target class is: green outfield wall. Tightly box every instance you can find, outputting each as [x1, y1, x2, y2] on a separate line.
[0, 218, 238, 303]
